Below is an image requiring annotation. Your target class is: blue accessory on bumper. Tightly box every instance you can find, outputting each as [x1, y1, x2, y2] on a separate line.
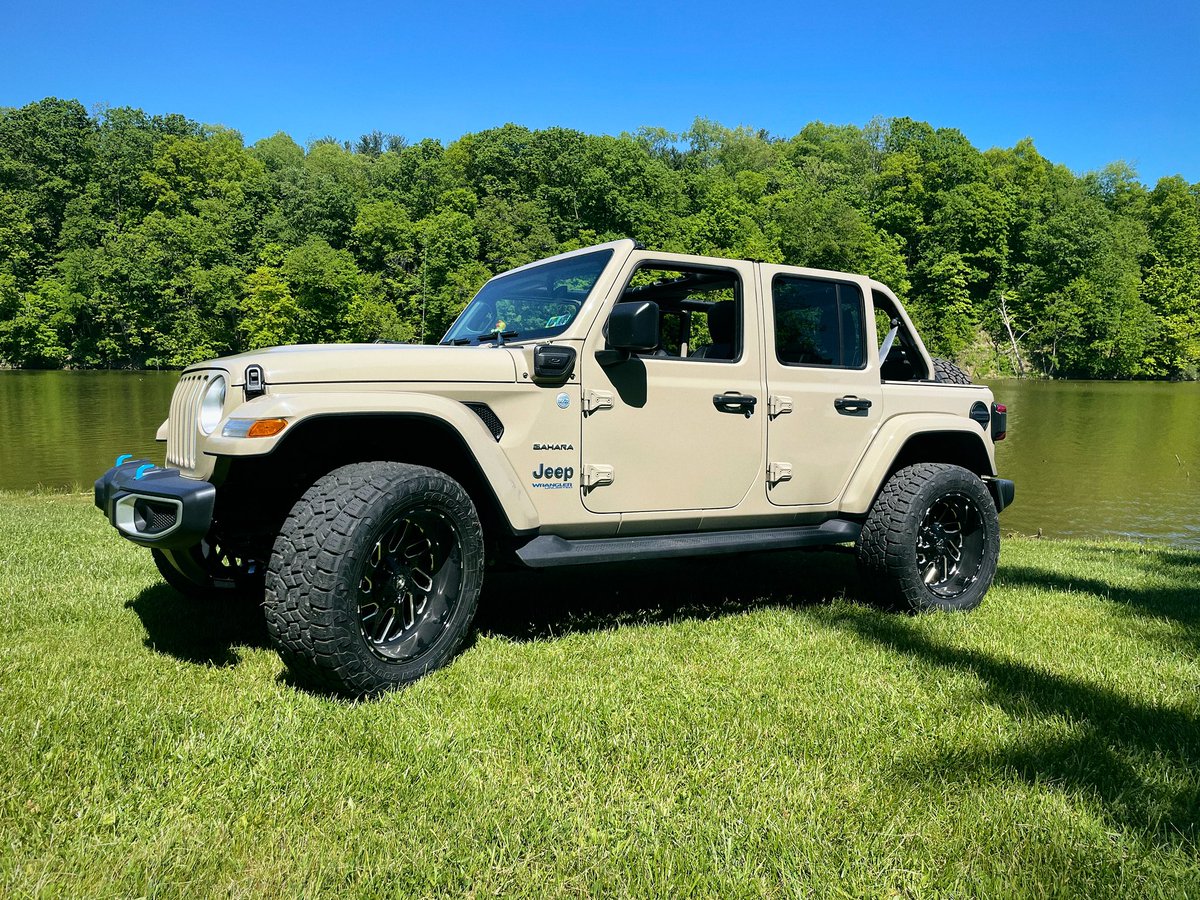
[94, 458, 216, 548]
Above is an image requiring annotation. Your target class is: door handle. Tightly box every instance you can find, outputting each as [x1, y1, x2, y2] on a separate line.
[834, 395, 873, 413]
[713, 392, 758, 415]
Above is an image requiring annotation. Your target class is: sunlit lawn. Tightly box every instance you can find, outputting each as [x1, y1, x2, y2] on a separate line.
[1, 492, 1198, 898]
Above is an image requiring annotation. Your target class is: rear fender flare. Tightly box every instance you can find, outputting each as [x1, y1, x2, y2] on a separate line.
[841, 414, 996, 515]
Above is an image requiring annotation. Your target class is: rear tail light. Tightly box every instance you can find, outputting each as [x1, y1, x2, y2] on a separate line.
[992, 403, 1007, 441]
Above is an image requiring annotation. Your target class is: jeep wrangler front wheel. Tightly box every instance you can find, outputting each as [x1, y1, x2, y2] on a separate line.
[857, 463, 999, 612]
[263, 462, 484, 696]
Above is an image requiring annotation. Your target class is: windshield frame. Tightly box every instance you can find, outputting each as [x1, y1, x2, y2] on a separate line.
[441, 248, 616, 345]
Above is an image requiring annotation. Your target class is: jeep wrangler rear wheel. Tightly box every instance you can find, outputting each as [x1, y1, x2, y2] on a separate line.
[857, 463, 999, 612]
[263, 462, 484, 697]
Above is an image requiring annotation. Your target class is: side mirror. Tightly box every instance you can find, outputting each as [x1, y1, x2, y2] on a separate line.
[606, 301, 660, 353]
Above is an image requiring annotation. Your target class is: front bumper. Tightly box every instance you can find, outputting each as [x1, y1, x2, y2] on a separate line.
[94, 458, 215, 549]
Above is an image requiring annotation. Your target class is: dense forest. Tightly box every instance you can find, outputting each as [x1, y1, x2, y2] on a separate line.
[1, 97, 1197, 378]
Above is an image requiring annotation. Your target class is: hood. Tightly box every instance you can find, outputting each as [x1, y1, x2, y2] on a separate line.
[187, 343, 518, 386]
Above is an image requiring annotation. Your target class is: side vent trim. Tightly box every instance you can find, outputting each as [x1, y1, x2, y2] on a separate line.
[463, 402, 504, 441]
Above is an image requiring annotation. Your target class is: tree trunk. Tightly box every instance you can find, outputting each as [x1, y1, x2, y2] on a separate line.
[998, 293, 1026, 378]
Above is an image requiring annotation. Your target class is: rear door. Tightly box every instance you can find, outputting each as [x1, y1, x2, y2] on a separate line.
[759, 266, 883, 506]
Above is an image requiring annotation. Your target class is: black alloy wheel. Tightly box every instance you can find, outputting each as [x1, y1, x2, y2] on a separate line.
[357, 509, 463, 662]
[914, 491, 987, 599]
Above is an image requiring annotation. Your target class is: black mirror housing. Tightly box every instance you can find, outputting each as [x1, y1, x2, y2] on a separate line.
[533, 344, 576, 379]
[607, 301, 660, 353]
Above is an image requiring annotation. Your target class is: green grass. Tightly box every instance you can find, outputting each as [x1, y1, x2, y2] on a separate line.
[1, 493, 1198, 898]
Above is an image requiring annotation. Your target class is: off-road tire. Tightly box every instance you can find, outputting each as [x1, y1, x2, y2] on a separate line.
[263, 462, 484, 697]
[857, 463, 999, 612]
[932, 358, 972, 384]
[152, 542, 264, 600]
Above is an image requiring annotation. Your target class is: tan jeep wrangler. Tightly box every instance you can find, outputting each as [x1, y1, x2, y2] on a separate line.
[96, 240, 1014, 696]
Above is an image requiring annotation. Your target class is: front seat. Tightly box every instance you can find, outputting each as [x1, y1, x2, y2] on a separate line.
[690, 301, 736, 360]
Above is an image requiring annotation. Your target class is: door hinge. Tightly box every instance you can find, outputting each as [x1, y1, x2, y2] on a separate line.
[583, 389, 614, 414]
[767, 461, 793, 485]
[768, 394, 793, 417]
[582, 464, 614, 488]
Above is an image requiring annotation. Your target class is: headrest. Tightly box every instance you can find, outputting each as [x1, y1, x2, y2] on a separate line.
[706, 301, 736, 344]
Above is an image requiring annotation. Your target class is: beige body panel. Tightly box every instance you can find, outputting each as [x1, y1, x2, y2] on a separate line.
[204, 389, 541, 532]
[189, 342, 518, 387]
[161, 242, 1002, 540]
[757, 265, 885, 506]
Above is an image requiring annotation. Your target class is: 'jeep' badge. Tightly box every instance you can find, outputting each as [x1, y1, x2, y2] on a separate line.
[556, 392, 570, 409]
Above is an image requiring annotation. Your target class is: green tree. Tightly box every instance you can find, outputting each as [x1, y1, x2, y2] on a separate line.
[239, 265, 304, 348]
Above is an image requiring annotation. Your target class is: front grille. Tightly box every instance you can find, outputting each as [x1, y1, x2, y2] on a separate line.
[166, 372, 218, 470]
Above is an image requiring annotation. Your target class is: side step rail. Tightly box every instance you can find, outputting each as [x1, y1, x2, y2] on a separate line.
[516, 520, 862, 568]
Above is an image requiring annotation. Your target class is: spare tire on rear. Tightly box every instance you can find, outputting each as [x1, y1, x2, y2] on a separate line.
[933, 358, 972, 384]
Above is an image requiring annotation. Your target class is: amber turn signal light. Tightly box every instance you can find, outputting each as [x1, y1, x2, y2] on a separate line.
[247, 418, 288, 438]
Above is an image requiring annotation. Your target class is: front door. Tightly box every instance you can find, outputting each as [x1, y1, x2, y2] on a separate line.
[580, 255, 764, 514]
[759, 266, 884, 506]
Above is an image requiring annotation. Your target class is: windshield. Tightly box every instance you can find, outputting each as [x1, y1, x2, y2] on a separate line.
[441, 249, 614, 344]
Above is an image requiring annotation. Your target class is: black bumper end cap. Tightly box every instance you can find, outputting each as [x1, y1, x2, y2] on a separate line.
[94, 459, 215, 549]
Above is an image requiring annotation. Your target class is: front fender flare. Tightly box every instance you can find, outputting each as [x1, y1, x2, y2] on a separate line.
[204, 391, 540, 532]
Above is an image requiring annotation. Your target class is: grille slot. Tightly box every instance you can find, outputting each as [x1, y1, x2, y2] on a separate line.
[133, 498, 178, 534]
[166, 372, 216, 470]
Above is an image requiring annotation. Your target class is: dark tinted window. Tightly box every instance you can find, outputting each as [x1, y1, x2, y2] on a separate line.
[772, 276, 865, 368]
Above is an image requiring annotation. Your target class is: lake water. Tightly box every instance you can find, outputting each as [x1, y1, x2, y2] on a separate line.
[2, 371, 1198, 548]
[991, 379, 1200, 547]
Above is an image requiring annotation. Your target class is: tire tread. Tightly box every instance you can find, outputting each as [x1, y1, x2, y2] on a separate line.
[857, 463, 998, 612]
[263, 462, 483, 696]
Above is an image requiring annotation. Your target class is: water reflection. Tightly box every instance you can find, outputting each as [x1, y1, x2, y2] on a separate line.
[993, 379, 1200, 547]
[0, 371, 175, 491]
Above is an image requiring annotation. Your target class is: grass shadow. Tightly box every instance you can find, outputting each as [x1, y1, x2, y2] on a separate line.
[999, 543, 1200, 651]
[267, 549, 865, 701]
[474, 548, 862, 641]
[825, 608, 1200, 847]
[125, 583, 269, 667]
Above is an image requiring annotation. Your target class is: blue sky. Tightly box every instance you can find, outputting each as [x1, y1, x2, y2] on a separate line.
[2, 0, 1197, 183]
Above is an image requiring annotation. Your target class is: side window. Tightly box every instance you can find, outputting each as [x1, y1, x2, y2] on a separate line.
[772, 276, 865, 368]
[617, 264, 741, 361]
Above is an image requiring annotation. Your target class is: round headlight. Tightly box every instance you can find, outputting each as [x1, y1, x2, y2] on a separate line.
[199, 375, 226, 434]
